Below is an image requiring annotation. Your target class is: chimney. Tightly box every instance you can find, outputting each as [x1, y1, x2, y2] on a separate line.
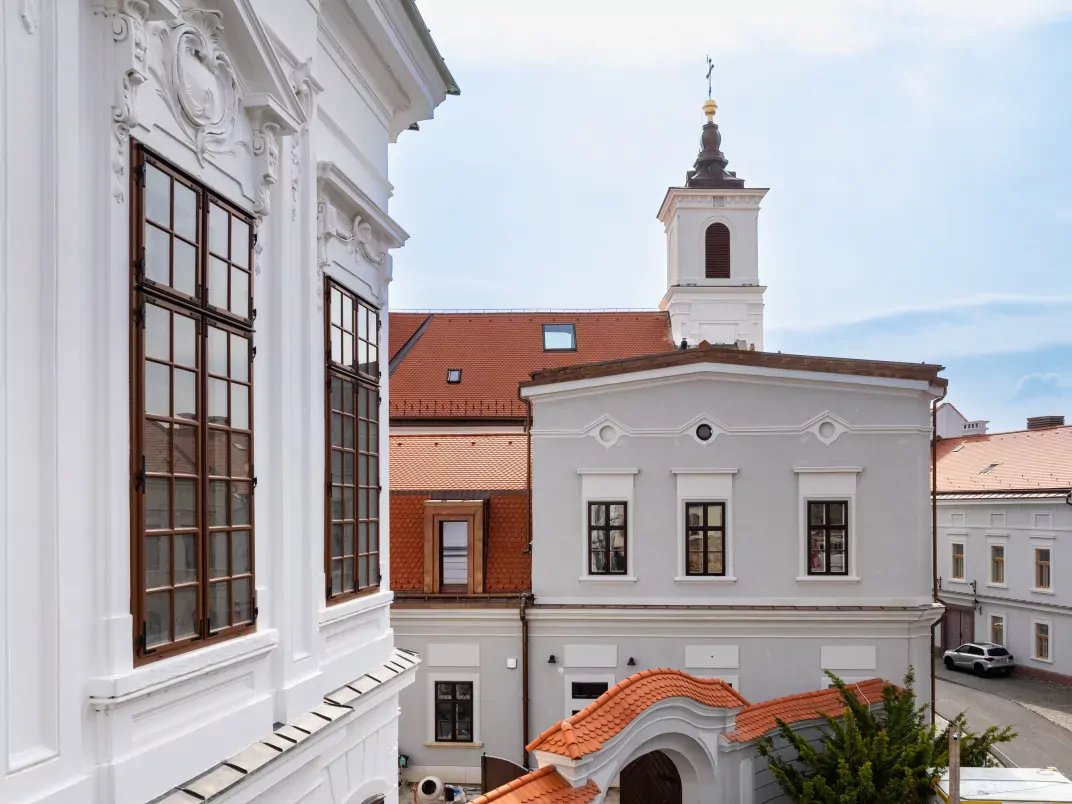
[1027, 415, 1065, 430]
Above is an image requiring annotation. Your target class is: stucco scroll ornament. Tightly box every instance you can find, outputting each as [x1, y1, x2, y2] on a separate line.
[251, 122, 279, 219]
[151, 8, 240, 166]
[109, 0, 150, 203]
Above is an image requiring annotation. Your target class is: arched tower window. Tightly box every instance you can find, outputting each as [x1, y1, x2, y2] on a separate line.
[704, 222, 730, 279]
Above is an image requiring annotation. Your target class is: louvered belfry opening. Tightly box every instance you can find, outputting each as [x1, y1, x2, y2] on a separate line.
[705, 222, 731, 278]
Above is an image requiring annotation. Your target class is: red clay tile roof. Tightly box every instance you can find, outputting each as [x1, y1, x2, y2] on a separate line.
[935, 425, 1072, 493]
[723, 678, 892, 743]
[469, 766, 599, 804]
[390, 433, 527, 491]
[389, 494, 426, 591]
[522, 341, 946, 389]
[527, 669, 746, 759]
[388, 312, 672, 420]
[389, 312, 430, 361]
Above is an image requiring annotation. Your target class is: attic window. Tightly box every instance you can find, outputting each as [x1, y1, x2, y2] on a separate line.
[952, 444, 965, 452]
[543, 323, 576, 351]
[979, 462, 1001, 475]
[446, 368, 462, 384]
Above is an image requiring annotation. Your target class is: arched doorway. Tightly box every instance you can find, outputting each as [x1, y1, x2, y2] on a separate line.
[620, 750, 682, 804]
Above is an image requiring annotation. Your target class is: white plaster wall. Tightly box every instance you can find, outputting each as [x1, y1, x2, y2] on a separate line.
[0, 1, 451, 802]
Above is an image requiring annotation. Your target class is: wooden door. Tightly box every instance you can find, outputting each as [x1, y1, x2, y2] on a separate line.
[621, 750, 681, 804]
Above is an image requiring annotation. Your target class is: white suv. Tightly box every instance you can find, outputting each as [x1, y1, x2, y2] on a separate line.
[942, 642, 1015, 677]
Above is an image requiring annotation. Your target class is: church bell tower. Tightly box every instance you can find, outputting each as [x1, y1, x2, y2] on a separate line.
[658, 96, 768, 350]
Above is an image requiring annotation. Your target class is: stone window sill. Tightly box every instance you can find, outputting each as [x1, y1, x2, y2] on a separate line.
[425, 741, 484, 749]
[86, 628, 278, 709]
[578, 575, 638, 583]
[945, 578, 969, 585]
[986, 582, 1008, 590]
[1031, 587, 1056, 595]
[674, 576, 737, 583]
[795, 576, 861, 583]
[320, 588, 393, 628]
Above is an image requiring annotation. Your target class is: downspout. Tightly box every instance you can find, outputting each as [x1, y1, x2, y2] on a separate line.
[518, 384, 534, 766]
[930, 386, 947, 723]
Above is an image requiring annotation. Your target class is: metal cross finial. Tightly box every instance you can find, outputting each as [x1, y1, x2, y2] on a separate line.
[706, 55, 714, 99]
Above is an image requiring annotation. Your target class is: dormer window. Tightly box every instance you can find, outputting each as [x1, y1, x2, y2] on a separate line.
[704, 222, 731, 279]
[446, 368, 462, 384]
[543, 323, 576, 351]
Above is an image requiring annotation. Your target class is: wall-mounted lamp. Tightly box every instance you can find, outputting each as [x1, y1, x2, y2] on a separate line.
[547, 655, 557, 665]
[969, 580, 982, 613]
[627, 657, 636, 666]
[937, 576, 943, 591]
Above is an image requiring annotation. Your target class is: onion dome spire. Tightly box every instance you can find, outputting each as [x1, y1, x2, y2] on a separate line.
[685, 97, 745, 189]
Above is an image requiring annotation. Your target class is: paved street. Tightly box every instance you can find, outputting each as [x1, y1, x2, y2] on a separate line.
[935, 661, 1072, 776]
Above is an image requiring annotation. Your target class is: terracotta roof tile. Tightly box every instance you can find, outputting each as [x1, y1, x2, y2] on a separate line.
[390, 434, 527, 491]
[388, 494, 426, 591]
[723, 678, 892, 743]
[469, 766, 599, 804]
[527, 669, 746, 758]
[388, 312, 672, 420]
[935, 425, 1072, 493]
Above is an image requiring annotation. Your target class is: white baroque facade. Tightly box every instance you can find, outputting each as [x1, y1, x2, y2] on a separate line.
[0, 1, 454, 802]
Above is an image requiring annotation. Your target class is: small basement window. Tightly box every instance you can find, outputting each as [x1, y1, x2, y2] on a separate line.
[543, 323, 576, 351]
[446, 368, 462, 384]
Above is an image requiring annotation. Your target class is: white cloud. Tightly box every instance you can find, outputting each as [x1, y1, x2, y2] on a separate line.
[419, 0, 1072, 66]
[1014, 372, 1072, 399]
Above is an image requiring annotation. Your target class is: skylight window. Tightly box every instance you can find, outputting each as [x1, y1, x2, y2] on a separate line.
[446, 368, 462, 384]
[952, 444, 965, 452]
[979, 462, 1001, 475]
[543, 323, 576, 351]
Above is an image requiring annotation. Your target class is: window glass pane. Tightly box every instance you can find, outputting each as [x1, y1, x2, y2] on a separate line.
[208, 257, 228, 308]
[173, 239, 196, 297]
[357, 340, 368, 373]
[829, 551, 846, 573]
[590, 505, 605, 526]
[173, 479, 196, 528]
[809, 548, 826, 574]
[343, 557, 355, 590]
[231, 481, 251, 525]
[210, 531, 229, 578]
[208, 327, 228, 376]
[207, 430, 227, 476]
[828, 504, 846, 526]
[829, 529, 846, 552]
[230, 334, 248, 382]
[707, 504, 723, 526]
[441, 521, 469, 586]
[610, 550, 626, 573]
[343, 416, 353, 448]
[209, 581, 229, 630]
[358, 523, 368, 555]
[231, 384, 249, 430]
[369, 558, 380, 587]
[145, 535, 170, 589]
[145, 421, 171, 473]
[687, 552, 703, 573]
[208, 378, 228, 425]
[590, 552, 607, 573]
[436, 682, 454, 700]
[208, 480, 228, 526]
[145, 478, 170, 529]
[145, 304, 170, 360]
[145, 592, 170, 648]
[343, 524, 354, 555]
[342, 452, 354, 485]
[331, 560, 343, 595]
[174, 587, 197, 640]
[145, 165, 171, 227]
[230, 434, 250, 478]
[610, 530, 625, 550]
[145, 361, 170, 417]
[174, 368, 196, 420]
[589, 529, 606, 550]
[175, 533, 197, 584]
[230, 268, 249, 318]
[209, 204, 228, 255]
[331, 524, 344, 558]
[230, 218, 249, 268]
[707, 552, 723, 574]
[173, 181, 197, 241]
[342, 332, 353, 366]
[232, 578, 251, 623]
[542, 323, 575, 350]
[145, 224, 171, 286]
[330, 328, 342, 364]
[609, 504, 625, 526]
[688, 531, 703, 552]
[809, 503, 825, 526]
[330, 377, 343, 411]
[358, 555, 368, 588]
[331, 288, 342, 325]
[173, 313, 196, 368]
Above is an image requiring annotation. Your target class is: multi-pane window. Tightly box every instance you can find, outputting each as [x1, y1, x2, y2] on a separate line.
[951, 543, 965, 580]
[1035, 548, 1051, 589]
[132, 144, 255, 661]
[326, 280, 380, 602]
[685, 502, 725, 576]
[1035, 622, 1050, 661]
[990, 545, 1005, 584]
[991, 615, 1004, 646]
[588, 502, 627, 575]
[542, 323, 576, 351]
[434, 682, 473, 742]
[570, 681, 609, 716]
[807, 501, 848, 575]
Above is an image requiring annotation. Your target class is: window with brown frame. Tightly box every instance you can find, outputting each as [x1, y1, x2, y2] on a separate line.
[685, 502, 725, 576]
[326, 279, 380, 602]
[1035, 548, 1051, 590]
[807, 501, 848, 576]
[951, 542, 965, 580]
[990, 544, 1005, 584]
[434, 681, 473, 742]
[131, 143, 256, 663]
[588, 502, 627, 575]
[704, 222, 731, 278]
[422, 501, 486, 595]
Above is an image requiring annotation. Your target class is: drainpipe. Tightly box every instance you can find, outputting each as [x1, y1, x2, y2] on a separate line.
[520, 593, 532, 768]
[930, 386, 947, 723]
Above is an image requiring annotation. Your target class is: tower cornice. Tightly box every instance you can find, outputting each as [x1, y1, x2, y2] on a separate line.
[657, 186, 769, 223]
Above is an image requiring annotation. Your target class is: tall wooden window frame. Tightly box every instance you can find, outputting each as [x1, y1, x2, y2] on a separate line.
[434, 681, 474, 743]
[1034, 621, 1050, 661]
[951, 542, 965, 580]
[587, 502, 628, 576]
[130, 143, 257, 664]
[990, 613, 1004, 646]
[422, 501, 486, 595]
[1035, 547, 1051, 590]
[325, 278, 381, 603]
[685, 502, 726, 576]
[806, 500, 849, 576]
[990, 544, 1005, 584]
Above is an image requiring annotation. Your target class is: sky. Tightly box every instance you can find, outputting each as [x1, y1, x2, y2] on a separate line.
[387, 1, 1072, 433]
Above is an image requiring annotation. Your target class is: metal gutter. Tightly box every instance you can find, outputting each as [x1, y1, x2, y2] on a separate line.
[388, 313, 433, 375]
[398, 0, 461, 95]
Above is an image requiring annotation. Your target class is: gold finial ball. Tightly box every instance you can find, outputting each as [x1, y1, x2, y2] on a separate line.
[703, 98, 718, 122]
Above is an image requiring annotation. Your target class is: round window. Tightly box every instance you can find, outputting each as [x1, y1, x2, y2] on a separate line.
[696, 424, 713, 442]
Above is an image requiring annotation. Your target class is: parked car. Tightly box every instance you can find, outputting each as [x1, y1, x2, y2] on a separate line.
[942, 642, 1015, 677]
